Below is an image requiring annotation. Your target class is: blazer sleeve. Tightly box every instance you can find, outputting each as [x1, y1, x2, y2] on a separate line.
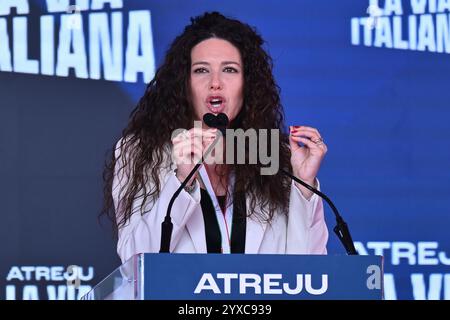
[112, 140, 201, 263]
[286, 179, 329, 254]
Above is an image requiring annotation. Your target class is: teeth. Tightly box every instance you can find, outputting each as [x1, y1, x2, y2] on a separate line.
[210, 98, 222, 108]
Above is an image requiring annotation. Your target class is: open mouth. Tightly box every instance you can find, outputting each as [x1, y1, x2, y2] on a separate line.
[206, 96, 226, 113]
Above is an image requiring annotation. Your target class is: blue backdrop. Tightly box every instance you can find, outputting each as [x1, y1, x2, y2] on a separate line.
[1, 0, 449, 300]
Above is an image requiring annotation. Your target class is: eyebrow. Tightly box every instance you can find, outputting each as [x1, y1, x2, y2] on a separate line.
[191, 61, 241, 67]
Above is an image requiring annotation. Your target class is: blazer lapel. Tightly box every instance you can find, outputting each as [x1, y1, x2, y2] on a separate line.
[170, 153, 266, 254]
[245, 197, 267, 254]
[186, 208, 207, 253]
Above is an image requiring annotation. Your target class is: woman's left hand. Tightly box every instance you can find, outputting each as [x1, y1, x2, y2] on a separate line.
[289, 125, 327, 199]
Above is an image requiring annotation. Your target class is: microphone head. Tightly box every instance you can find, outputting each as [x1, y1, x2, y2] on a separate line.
[216, 113, 229, 127]
[203, 113, 229, 129]
[203, 113, 218, 128]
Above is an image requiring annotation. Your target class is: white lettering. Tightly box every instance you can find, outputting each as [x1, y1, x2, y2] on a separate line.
[0, 18, 12, 71]
[351, 18, 360, 45]
[216, 273, 238, 294]
[40, 15, 55, 75]
[282, 274, 303, 295]
[374, 17, 393, 48]
[384, 0, 403, 15]
[409, 14, 418, 50]
[360, 17, 374, 46]
[77, 267, 94, 281]
[35, 267, 50, 281]
[56, 14, 88, 78]
[436, 13, 450, 53]
[445, 274, 450, 299]
[411, 273, 442, 300]
[305, 274, 328, 295]
[411, 0, 427, 14]
[418, 242, 439, 265]
[13, 17, 39, 74]
[47, 285, 67, 300]
[23, 285, 39, 300]
[194, 273, 221, 294]
[438, 0, 450, 12]
[91, 0, 123, 10]
[194, 273, 328, 295]
[383, 273, 397, 300]
[438, 251, 450, 265]
[263, 274, 282, 294]
[45, 0, 70, 13]
[6, 267, 24, 281]
[393, 16, 408, 49]
[6, 285, 16, 300]
[51, 267, 65, 281]
[124, 10, 155, 83]
[0, 0, 29, 16]
[46, 0, 89, 13]
[354, 242, 369, 255]
[21, 267, 34, 281]
[417, 14, 436, 51]
[429, 0, 438, 13]
[367, 242, 391, 257]
[89, 12, 123, 81]
[392, 242, 416, 265]
[239, 274, 261, 294]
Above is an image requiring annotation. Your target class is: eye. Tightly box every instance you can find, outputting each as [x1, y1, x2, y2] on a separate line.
[223, 67, 238, 73]
[193, 67, 208, 73]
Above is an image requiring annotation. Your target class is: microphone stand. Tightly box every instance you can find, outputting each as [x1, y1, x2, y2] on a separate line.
[279, 168, 358, 255]
[159, 130, 223, 253]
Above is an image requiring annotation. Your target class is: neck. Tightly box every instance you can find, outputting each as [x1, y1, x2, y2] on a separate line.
[204, 164, 228, 196]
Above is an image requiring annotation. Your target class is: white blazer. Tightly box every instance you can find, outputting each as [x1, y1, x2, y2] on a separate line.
[113, 147, 329, 263]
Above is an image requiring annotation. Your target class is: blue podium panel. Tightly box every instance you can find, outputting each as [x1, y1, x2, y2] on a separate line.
[142, 254, 383, 300]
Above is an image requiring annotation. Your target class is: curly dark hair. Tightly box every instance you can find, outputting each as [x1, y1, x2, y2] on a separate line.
[102, 11, 292, 233]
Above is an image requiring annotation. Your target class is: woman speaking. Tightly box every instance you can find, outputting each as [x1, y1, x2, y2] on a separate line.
[102, 12, 329, 263]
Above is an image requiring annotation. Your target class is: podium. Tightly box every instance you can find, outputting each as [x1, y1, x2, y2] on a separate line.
[82, 253, 383, 300]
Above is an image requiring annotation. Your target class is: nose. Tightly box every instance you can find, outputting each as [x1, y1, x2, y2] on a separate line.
[209, 72, 223, 90]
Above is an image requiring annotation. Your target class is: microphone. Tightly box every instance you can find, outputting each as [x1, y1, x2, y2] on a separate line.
[203, 112, 228, 135]
[159, 113, 229, 253]
[278, 168, 358, 255]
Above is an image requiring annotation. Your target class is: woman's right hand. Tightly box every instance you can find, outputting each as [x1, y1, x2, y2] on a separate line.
[172, 127, 217, 184]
